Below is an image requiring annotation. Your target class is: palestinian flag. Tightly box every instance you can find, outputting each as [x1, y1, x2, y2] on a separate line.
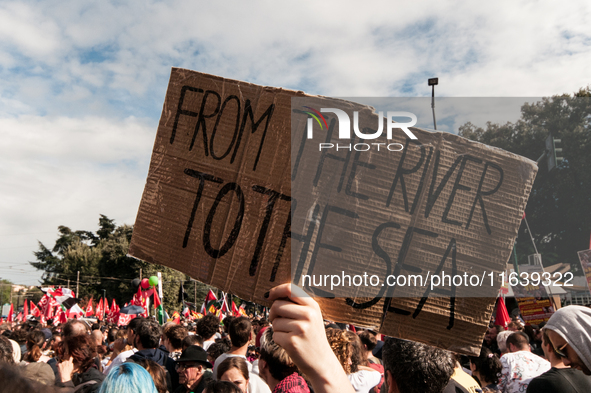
[153, 290, 165, 325]
[201, 289, 217, 314]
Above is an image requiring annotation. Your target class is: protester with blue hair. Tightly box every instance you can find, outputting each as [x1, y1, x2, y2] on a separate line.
[99, 362, 158, 393]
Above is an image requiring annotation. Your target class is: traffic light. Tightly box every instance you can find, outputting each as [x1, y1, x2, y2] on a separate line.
[546, 135, 563, 171]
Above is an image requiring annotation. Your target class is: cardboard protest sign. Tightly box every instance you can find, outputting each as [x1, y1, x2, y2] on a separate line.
[130, 68, 537, 355]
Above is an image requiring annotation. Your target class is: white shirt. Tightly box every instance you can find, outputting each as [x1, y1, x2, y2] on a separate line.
[348, 369, 382, 393]
[103, 348, 137, 375]
[213, 353, 252, 380]
[203, 340, 216, 351]
[248, 372, 271, 393]
[498, 350, 550, 393]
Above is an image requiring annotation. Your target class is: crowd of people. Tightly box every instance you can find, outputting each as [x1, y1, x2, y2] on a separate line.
[0, 283, 591, 393]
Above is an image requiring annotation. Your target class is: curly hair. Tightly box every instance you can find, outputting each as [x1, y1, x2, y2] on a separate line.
[382, 338, 454, 393]
[326, 328, 353, 374]
[197, 314, 220, 340]
[469, 347, 502, 385]
[58, 334, 97, 373]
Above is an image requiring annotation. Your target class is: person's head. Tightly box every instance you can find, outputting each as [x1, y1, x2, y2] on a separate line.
[382, 338, 454, 393]
[91, 330, 104, 347]
[163, 325, 188, 352]
[176, 345, 213, 389]
[484, 326, 501, 345]
[506, 332, 530, 353]
[0, 336, 14, 364]
[99, 362, 158, 393]
[134, 319, 161, 350]
[326, 328, 353, 374]
[134, 358, 168, 393]
[207, 342, 229, 364]
[544, 305, 591, 375]
[217, 357, 249, 393]
[228, 317, 252, 349]
[62, 320, 88, 338]
[23, 330, 46, 362]
[469, 347, 502, 385]
[127, 317, 144, 345]
[222, 316, 236, 334]
[259, 327, 298, 385]
[182, 334, 204, 350]
[507, 321, 522, 332]
[496, 330, 513, 354]
[346, 331, 366, 371]
[197, 315, 220, 341]
[107, 328, 119, 344]
[358, 330, 378, 355]
[61, 334, 97, 373]
[204, 380, 242, 393]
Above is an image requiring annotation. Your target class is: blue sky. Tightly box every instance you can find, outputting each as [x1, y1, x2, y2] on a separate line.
[0, 0, 590, 286]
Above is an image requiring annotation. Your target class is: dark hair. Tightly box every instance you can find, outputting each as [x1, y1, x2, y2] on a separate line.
[135, 320, 162, 349]
[506, 332, 529, 351]
[222, 316, 235, 334]
[9, 329, 27, 344]
[358, 330, 378, 352]
[164, 325, 188, 351]
[23, 330, 46, 362]
[228, 317, 251, 348]
[0, 335, 14, 364]
[135, 358, 168, 393]
[107, 328, 119, 344]
[469, 347, 502, 385]
[197, 315, 220, 340]
[207, 342, 229, 362]
[382, 338, 454, 393]
[217, 356, 250, 380]
[205, 380, 242, 393]
[61, 334, 97, 373]
[259, 327, 298, 381]
[128, 317, 145, 333]
[182, 335, 204, 350]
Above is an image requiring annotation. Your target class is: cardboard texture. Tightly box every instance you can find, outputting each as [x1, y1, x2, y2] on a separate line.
[130, 68, 538, 355]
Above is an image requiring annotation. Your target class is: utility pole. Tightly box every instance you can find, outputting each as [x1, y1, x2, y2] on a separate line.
[67, 279, 70, 290]
[428, 78, 438, 130]
[76, 271, 80, 297]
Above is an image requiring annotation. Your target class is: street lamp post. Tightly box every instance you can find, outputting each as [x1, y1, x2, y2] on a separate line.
[428, 78, 438, 130]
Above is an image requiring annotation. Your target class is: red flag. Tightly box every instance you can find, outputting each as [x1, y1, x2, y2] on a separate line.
[201, 289, 217, 314]
[85, 297, 94, 317]
[495, 297, 511, 328]
[104, 298, 111, 315]
[8, 303, 15, 322]
[95, 298, 104, 321]
[231, 301, 240, 317]
[30, 301, 41, 317]
[23, 299, 29, 317]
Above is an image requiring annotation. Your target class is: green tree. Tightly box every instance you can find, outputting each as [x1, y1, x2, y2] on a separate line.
[0, 279, 13, 306]
[458, 88, 591, 271]
[30, 215, 209, 314]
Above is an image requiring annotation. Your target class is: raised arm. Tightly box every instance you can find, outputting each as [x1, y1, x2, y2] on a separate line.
[268, 283, 355, 393]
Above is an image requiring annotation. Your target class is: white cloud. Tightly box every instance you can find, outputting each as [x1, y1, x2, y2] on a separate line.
[0, 0, 590, 284]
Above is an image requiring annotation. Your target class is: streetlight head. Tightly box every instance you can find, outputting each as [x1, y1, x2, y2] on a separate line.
[428, 78, 439, 86]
